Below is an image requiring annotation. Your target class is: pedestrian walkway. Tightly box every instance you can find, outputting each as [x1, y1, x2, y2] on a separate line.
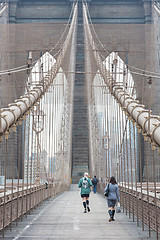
[1, 185, 156, 239]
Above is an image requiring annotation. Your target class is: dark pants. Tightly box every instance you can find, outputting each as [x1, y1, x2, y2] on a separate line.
[93, 184, 97, 193]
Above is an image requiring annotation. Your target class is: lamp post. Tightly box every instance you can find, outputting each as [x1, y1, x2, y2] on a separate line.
[32, 105, 45, 184]
[102, 131, 110, 151]
[147, 76, 152, 136]
[113, 52, 118, 84]
[27, 51, 32, 91]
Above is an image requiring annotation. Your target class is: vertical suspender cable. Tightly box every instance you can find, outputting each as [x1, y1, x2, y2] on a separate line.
[50, 86, 53, 195]
[26, 111, 30, 216]
[10, 127, 16, 230]
[54, 86, 56, 189]
[113, 97, 115, 176]
[21, 116, 26, 221]
[129, 121, 134, 221]
[16, 121, 22, 226]
[55, 81, 58, 188]
[33, 115, 37, 208]
[121, 110, 125, 213]
[51, 86, 55, 196]
[30, 113, 34, 213]
[139, 133, 144, 230]
[37, 112, 40, 206]
[120, 108, 124, 211]
[39, 99, 43, 202]
[152, 150, 158, 240]
[43, 90, 48, 199]
[107, 90, 110, 179]
[132, 123, 136, 222]
[117, 104, 120, 185]
[105, 90, 108, 181]
[48, 86, 51, 196]
[146, 142, 151, 237]
[115, 101, 118, 182]
[2, 134, 8, 237]
[110, 97, 113, 175]
[123, 118, 127, 215]
[118, 104, 121, 195]
[114, 99, 117, 177]
[133, 124, 139, 226]
[126, 120, 130, 217]
[33, 114, 37, 208]
[46, 91, 49, 198]
[118, 104, 121, 194]
[50, 85, 53, 196]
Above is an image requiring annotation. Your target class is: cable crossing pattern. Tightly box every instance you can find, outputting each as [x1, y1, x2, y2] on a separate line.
[0, 1, 160, 239]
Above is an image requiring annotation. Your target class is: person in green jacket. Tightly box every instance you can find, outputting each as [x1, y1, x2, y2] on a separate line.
[78, 172, 92, 213]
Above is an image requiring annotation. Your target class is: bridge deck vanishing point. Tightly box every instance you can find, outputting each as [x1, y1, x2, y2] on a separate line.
[0, 185, 156, 240]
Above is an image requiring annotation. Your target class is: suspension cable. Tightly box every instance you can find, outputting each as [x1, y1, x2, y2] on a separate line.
[0, 2, 75, 76]
[84, 1, 160, 78]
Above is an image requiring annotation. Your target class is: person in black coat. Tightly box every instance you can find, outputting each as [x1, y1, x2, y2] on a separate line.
[92, 176, 98, 193]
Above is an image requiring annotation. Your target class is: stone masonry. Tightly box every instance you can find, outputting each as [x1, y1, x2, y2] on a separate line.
[72, 1, 89, 183]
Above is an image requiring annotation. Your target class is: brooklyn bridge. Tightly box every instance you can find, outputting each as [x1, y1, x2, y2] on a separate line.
[0, 0, 160, 239]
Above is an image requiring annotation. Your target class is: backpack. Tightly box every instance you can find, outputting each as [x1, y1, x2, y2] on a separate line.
[82, 177, 89, 189]
[92, 178, 98, 185]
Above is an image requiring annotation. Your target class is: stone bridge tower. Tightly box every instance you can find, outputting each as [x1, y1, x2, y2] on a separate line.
[0, 0, 153, 182]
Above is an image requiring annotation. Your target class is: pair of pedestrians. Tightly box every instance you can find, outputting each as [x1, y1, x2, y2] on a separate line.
[78, 173, 120, 222]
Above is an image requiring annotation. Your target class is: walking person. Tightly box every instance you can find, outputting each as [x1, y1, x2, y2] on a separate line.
[78, 172, 92, 213]
[92, 175, 98, 193]
[104, 176, 120, 222]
